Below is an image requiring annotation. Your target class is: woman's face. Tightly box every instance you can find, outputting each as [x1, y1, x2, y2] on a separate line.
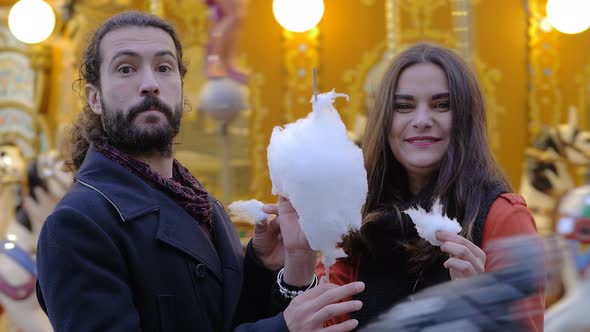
[388, 62, 452, 182]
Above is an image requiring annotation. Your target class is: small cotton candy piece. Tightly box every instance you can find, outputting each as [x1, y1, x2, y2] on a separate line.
[404, 198, 461, 246]
[228, 199, 269, 225]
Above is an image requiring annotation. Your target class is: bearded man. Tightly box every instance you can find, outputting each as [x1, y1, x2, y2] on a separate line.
[35, 11, 364, 332]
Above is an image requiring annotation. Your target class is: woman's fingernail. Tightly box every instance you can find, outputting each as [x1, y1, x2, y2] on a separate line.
[353, 301, 363, 310]
[355, 281, 365, 291]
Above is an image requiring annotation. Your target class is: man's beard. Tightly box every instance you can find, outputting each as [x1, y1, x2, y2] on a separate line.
[100, 95, 183, 156]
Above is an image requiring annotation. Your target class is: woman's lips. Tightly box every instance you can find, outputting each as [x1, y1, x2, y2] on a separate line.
[405, 136, 441, 147]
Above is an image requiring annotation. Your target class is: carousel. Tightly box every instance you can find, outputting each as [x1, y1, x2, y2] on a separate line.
[0, 0, 588, 330]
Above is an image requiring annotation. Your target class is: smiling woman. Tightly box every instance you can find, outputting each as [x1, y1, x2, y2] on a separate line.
[269, 42, 546, 331]
[327, 43, 544, 330]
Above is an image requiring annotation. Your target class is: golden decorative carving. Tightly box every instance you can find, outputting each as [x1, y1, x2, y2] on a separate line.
[149, 0, 163, 16]
[341, 41, 386, 124]
[398, 0, 453, 45]
[575, 63, 590, 129]
[282, 28, 319, 122]
[162, 0, 209, 48]
[248, 72, 271, 200]
[473, 57, 504, 151]
[385, 0, 399, 57]
[451, 0, 473, 60]
[0, 15, 49, 158]
[342, 0, 394, 127]
[527, 0, 562, 141]
[451, 0, 503, 151]
[360, 0, 377, 6]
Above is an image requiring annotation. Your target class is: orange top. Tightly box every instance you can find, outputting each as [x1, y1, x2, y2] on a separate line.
[317, 193, 544, 331]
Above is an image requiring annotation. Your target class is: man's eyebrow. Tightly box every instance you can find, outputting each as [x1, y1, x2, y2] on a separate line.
[109, 50, 138, 66]
[109, 50, 177, 66]
[155, 50, 177, 60]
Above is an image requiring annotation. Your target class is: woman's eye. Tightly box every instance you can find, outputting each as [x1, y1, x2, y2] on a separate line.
[394, 103, 413, 112]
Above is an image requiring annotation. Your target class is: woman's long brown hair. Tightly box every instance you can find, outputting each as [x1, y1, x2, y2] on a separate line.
[352, 43, 510, 266]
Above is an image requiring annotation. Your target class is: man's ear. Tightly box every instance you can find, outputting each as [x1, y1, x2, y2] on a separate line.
[85, 83, 102, 114]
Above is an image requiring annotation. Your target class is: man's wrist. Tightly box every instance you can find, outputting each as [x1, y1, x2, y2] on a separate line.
[283, 250, 317, 286]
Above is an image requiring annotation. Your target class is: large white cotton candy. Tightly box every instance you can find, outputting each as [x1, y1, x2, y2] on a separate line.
[267, 90, 368, 268]
[228, 199, 269, 225]
[404, 198, 462, 246]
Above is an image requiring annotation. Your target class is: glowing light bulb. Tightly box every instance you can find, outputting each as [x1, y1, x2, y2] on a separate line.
[9, 0, 56, 44]
[273, 0, 325, 32]
[546, 0, 590, 34]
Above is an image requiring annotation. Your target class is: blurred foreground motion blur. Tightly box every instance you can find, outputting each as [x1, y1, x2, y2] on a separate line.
[361, 235, 545, 332]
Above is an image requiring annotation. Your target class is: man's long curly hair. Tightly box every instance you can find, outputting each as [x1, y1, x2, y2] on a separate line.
[69, 11, 187, 171]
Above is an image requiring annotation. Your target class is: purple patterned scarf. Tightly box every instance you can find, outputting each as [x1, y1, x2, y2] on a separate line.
[95, 143, 213, 233]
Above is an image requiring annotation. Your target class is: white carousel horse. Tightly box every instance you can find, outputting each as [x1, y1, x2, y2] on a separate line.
[0, 147, 70, 332]
[519, 107, 590, 235]
[544, 186, 590, 332]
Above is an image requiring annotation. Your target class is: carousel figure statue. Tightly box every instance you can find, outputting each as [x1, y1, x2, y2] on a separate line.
[204, 0, 249, 83]
[0, 145, 71, 332]
[520, 107, 590, 235]
[545, 185, 590, 332]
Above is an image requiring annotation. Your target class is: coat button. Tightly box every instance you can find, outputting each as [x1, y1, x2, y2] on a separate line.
[195, 264, 207, 279]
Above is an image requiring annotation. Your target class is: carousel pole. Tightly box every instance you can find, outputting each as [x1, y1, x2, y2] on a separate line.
[218, 121, 233, 205]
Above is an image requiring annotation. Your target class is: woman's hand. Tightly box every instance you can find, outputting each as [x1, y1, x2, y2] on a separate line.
[436, 231, 486, 280]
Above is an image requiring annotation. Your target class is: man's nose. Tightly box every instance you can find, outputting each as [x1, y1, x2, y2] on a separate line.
[139, 70, 160, 96]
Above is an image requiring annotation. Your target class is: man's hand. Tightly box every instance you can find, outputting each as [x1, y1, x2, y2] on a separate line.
[252, 196, 318, 285]
[251, 212, 284, 271]
[284, 278, 364, 332]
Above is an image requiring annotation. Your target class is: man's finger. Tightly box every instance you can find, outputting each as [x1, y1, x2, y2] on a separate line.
[267, 217, 280, 232]
[312, 282, 365, 311]
[262, 204, 278, 215]
[253, 219, 268, 234]
[322, 319, 359, 332]
[313, 301, 362, 326]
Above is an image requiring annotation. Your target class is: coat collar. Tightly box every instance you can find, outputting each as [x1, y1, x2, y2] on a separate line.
[75, 146, 161, 222]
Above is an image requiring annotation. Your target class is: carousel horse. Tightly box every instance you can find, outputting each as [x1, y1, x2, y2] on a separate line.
[0, 146, 70, 332]
[520, 107, 590, 235]
[545, 185, 590, 332]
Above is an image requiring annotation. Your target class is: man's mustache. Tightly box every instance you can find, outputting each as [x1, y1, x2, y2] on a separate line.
[127, 96, 174, 121]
